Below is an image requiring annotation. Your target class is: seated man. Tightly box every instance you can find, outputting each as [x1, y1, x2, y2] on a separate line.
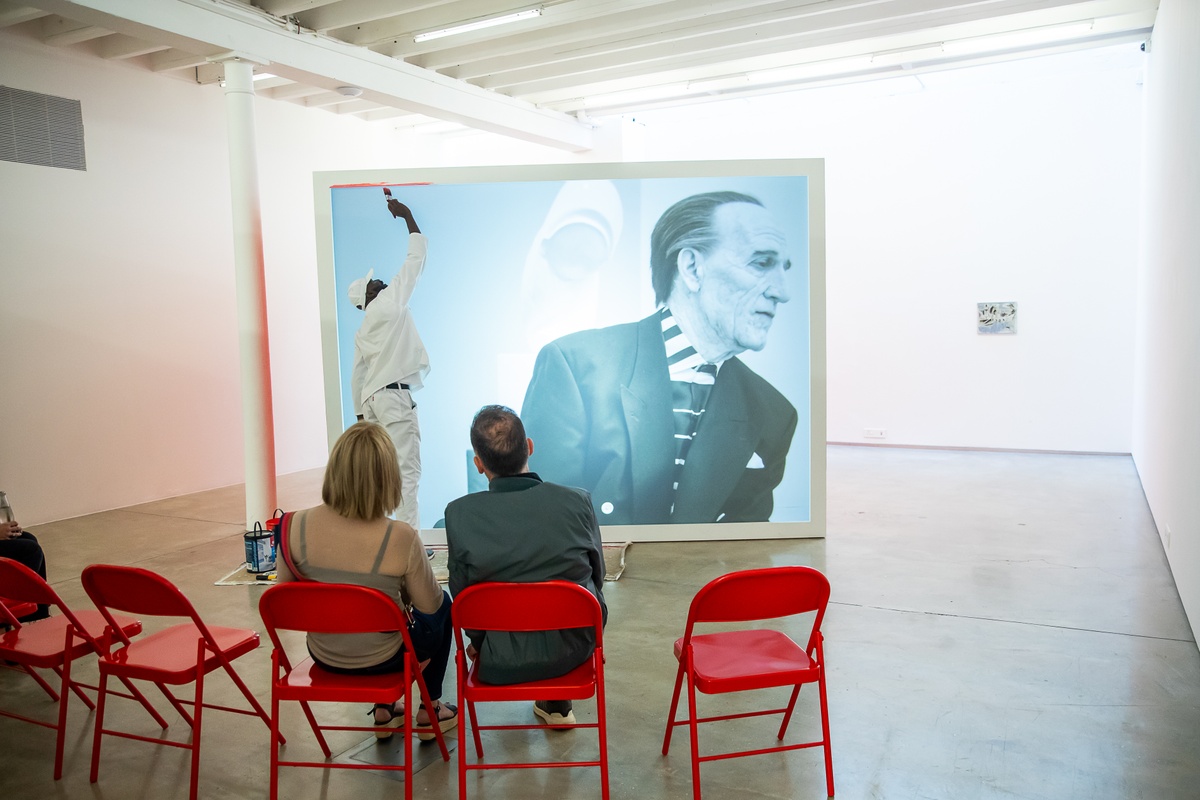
[445, 405, 608, 727]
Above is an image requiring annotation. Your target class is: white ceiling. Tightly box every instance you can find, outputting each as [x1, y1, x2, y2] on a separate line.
[1, 0, 1158, 151]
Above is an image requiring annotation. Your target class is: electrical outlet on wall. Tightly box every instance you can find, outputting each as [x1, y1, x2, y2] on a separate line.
[863, 428, 887, 439]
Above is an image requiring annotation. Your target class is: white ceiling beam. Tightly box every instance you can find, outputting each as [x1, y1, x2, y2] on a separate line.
[95, 32, 170, 59]
[262, 82, 328, 99]
[566, 27, 1149, 117]
[518, 5, 1153, 109]
[294, 0, 448, 33]
[256, 1, 341, 15]
[149, 47, 214, 72]
[0, 4, 49, 28]
[335, 0, 567, 47]
[353, 107, 409, 121]
[403, 0, 825, 67]
[302, 91, 363, 107]
[29, 0, 592, 151]
[474, 0, 1133, 93]
[40, 13, 108, 45]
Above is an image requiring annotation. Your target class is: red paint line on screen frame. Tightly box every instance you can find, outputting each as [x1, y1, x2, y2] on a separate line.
[329, 181, 434, 188]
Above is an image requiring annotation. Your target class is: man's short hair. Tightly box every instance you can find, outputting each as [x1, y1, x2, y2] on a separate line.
[322, 421, 403, 521]
[470, 405, 528, 477]
[649, 190, 764, 305]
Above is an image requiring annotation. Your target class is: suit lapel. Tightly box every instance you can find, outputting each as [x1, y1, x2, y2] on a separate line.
[673, 358, 757, 522]
[622, 314, 674, 522]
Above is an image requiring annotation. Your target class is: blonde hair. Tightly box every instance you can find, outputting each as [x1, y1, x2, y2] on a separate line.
[322, 422, 402, 521]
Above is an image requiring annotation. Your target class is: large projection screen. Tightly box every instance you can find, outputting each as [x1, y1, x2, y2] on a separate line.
[314, 160, 825, 544]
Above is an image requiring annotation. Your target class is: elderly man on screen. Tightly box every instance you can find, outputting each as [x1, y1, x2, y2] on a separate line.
[347, 189, 429, 531]
[521, 190, 798, 526]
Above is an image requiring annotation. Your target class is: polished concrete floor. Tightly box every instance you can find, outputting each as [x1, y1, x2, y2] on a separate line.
[1, 446, 1198, 799]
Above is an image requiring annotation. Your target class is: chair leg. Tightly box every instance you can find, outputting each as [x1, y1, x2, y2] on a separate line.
[158, 682, 195, 727]
[662, 659, 686, 755]
[685, 667, 703, 800]
[219, 654, 280, 740]
[118, 676, 170, 729]
[456, 651, 469, 800]
[411, 651, 450, 761]
[269, 686, 281, 800]
[403, 662, 414, 800]
[818, 669, 834, 798]
[777, 683, 802, 740]
[189, 659, 205, 800]
[298, 700, 331, 758]
[53, 652, 73, 780]
[595, 653, 611, 800]
[89, 671, 109, 783]
[52, 664, 95, 710]
[467, 697, 483, 758]
[21, 663, 60, 702]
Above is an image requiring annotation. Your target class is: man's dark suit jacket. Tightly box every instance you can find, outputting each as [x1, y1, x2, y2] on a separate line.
[522, 312, 798, 526]
[445, 474, 607, 685]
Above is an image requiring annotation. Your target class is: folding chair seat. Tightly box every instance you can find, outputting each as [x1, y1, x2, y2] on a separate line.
[80, 564, 278, 800]
[0, 557, 167, 780]
[258, 581, 450, 800]
[453, 581, 609, 800]
[662, 566, 834, 799]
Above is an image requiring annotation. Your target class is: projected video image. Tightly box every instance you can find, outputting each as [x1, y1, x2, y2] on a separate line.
[329, 173, 812, 530]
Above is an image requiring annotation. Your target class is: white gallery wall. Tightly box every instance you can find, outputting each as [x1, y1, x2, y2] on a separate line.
[0, 33, 415, 525]
[1132, 0, 1200, 648]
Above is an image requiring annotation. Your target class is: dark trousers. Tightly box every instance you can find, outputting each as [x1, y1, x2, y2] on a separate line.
[311, 590, 453, 701]
[0, 531, 50, 621]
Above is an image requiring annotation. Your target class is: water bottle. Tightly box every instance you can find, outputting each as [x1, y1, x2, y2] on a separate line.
[0, 491, 13, 524]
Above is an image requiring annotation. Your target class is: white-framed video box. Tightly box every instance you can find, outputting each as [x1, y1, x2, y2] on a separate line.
[313, 159, 825, 543]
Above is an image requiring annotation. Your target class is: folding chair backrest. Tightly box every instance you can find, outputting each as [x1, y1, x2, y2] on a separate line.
[0, 556, 63, 609]
[453, 581, 603, 636]
[686, 566, 830, 641]
[81, 564, 199, 619]
[258, 582, 409, 649]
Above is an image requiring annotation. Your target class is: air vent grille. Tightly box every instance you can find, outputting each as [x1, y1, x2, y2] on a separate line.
[0, 86, 87, 171]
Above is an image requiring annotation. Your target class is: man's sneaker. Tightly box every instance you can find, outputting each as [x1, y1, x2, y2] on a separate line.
[533, 700, 576, 729]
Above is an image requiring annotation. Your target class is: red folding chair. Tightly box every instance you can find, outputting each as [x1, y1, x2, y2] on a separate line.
[0, 557, 167, 780]
[80, 564, 279, 800]
[258, 582, 450, 800]
[453, 581, 609, 800]
[662, 566, 834, 799]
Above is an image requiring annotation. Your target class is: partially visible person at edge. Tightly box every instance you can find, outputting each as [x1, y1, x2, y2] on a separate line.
[444, 404, 608, 729]
[275, 422, 457, 740]
[0, 511, 51, 622]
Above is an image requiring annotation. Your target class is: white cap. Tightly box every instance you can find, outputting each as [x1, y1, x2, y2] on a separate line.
[347, 268, 375, 309]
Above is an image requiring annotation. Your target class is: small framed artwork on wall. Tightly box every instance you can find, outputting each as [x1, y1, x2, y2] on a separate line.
[978, 302, 1017, 334]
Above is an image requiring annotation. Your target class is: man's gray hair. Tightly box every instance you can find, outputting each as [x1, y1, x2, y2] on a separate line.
[649, 191, 762, 305]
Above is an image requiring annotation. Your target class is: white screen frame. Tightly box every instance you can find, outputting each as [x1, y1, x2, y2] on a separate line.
[313, 159, 825, 543]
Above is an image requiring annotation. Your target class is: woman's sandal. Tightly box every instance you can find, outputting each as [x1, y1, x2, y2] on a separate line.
[413, 701, 459, 742]
[370, 701, 404, 741]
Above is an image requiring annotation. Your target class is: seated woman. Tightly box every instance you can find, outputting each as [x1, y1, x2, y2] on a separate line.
[275, 422, 456, 740]
[1, 514, 51, 622]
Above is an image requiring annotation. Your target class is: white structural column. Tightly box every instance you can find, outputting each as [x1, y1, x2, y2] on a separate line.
[219, 56, 277, 529]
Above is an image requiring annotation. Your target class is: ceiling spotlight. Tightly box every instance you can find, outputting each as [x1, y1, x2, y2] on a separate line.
[336, 86, 363, 97]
